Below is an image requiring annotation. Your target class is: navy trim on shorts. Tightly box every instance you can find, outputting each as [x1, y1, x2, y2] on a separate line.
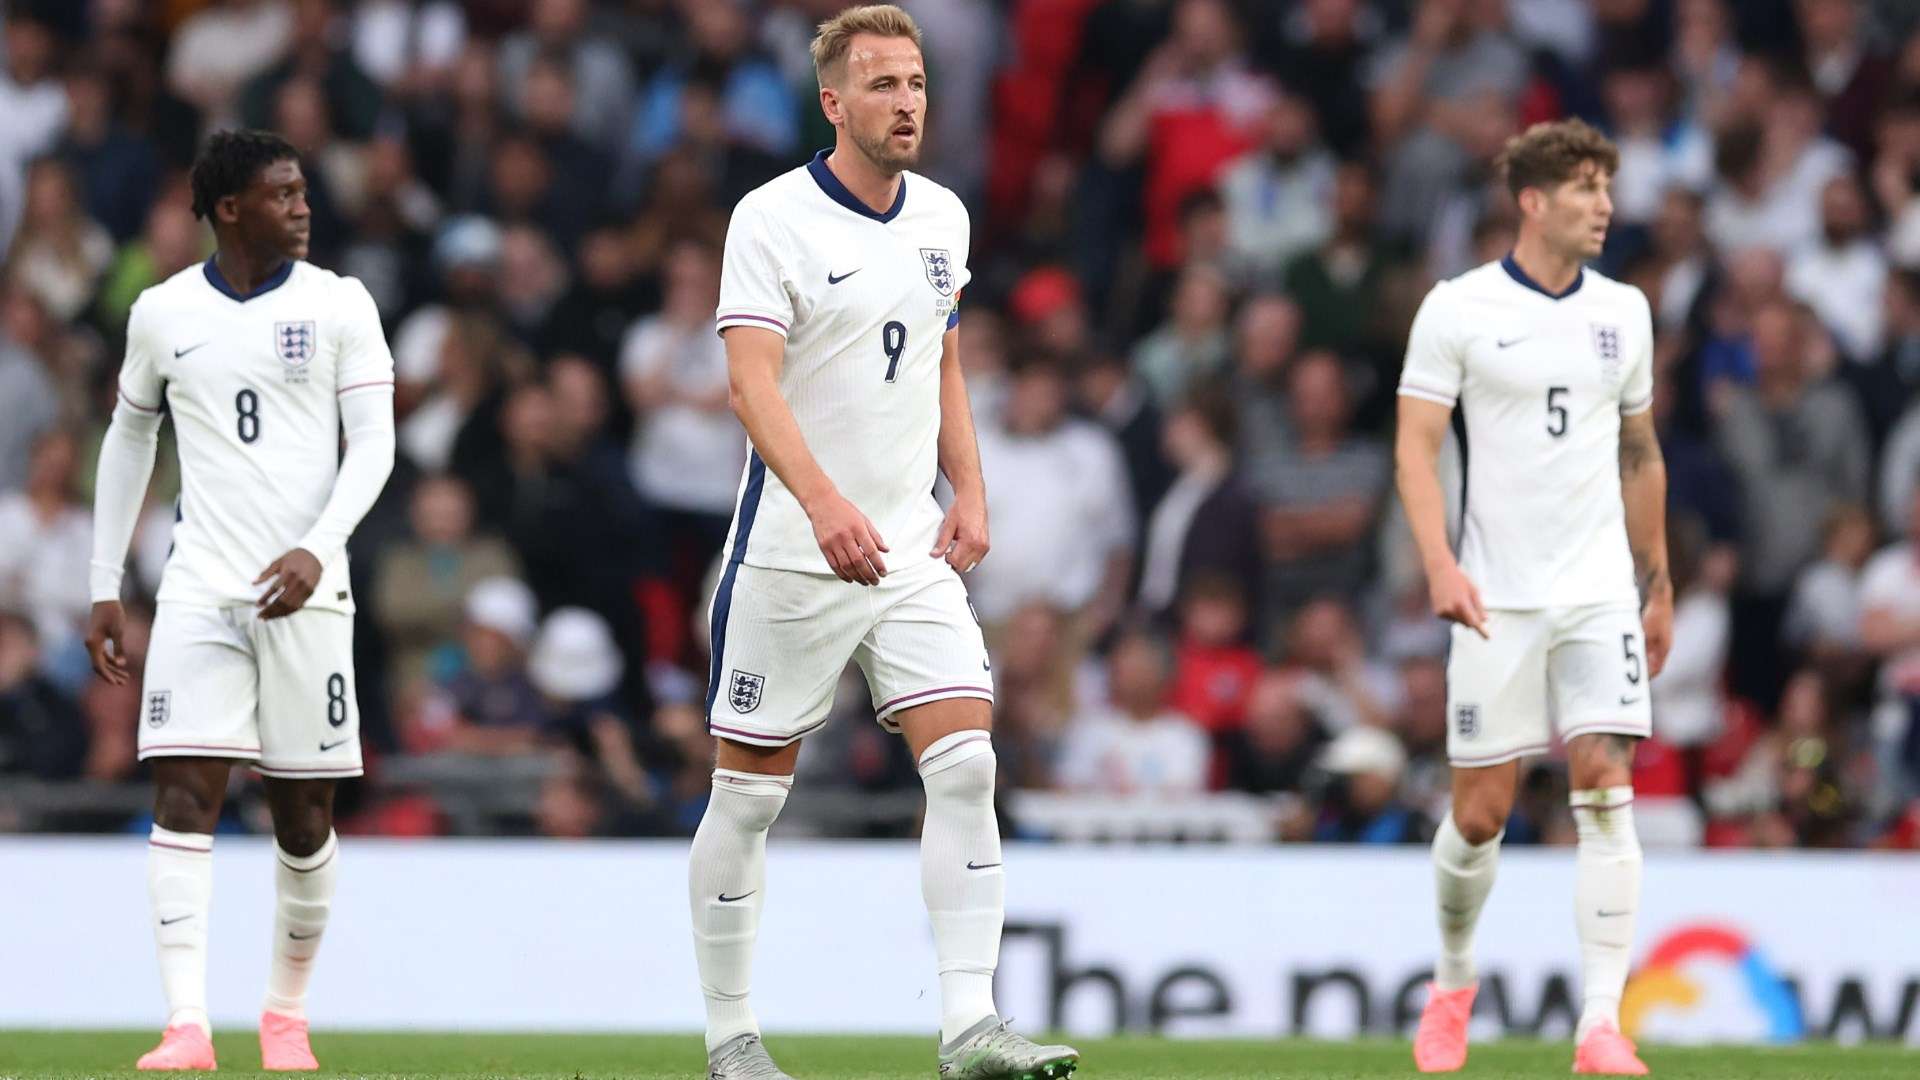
[705, 453, 767, 721]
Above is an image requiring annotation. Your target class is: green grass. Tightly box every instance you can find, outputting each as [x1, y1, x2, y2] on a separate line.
[1, 1032, 1914, 1079]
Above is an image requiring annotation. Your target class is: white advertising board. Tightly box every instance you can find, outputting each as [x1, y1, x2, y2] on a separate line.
[0, 838, 1914, 1044]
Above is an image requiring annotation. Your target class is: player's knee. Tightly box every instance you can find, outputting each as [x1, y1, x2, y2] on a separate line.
[918, 731, 996, 802]
[152, 781, 222, 834]
[271, 810, 333, 857]
[1451, 804, 1507, 847]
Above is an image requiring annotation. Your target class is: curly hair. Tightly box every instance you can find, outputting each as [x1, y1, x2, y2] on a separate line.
[189, 129, 299, 221]
[1496, 119, 1620, 200]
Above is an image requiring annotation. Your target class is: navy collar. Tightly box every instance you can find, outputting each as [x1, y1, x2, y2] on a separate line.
[1501, 253, 1582, 300]
[204, 256, 294, 302]
[807, 149, 906, 223]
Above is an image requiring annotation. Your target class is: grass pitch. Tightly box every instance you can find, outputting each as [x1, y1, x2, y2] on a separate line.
[1, 1032, 1914, 1079]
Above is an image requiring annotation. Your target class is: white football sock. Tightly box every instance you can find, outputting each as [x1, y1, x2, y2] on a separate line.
[688, 769, 790, 1052]
[918, 730, 1003, 1044]
[148, 826, 213, 1035]
[265, 831, 339, 1020]
[1431, 813, 1501, 991]
[1572, 787, 1641, 1042]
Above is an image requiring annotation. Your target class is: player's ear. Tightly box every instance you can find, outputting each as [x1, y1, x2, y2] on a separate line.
[819, 84, 843, 126]
[214, 193, 241, 227]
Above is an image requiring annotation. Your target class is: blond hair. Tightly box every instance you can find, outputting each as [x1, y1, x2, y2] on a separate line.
[810, 4, 924, 88]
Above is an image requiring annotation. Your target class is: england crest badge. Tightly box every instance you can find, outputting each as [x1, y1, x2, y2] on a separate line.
[728, 669, 765, 714]
[276, 320, 316, 380]
[920, 248, 955, 297]
[1591, 322, 1622, 383]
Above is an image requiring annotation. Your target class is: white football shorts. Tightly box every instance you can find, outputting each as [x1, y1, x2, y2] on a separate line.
[705, 555, 994, 746]
[1445, 602, 1654, 767]
[138, 602, 362, 778]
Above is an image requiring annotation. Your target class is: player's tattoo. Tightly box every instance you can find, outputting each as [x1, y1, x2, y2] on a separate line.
[1598, 733, 1637, 768]
[1617, 418, 1663, 478]
[1632, 552, 1670, 604]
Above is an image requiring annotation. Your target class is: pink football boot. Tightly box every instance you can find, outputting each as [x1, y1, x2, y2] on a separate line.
[259, 1012, 319, 1071]
[1412, 981, 1476, 1073]
[136, 1024, 217, 1071]
[1574, 1021, 1650, 1075]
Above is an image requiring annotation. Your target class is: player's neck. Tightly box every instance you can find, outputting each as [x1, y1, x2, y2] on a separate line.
[211, 246, 290, 297]
[1507, 235, 1582, 296]
[824, 144, 902, 216]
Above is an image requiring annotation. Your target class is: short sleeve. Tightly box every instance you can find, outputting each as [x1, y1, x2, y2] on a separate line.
[1620, 289, 1655, 416]
[1397, 282, 1463, 407]
[715, 199, 795, 339]
[116, 295, 165, 416]
[336, 277, 397, 397]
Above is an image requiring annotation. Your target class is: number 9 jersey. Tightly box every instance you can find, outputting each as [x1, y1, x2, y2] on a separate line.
[714, 149, 971, 574]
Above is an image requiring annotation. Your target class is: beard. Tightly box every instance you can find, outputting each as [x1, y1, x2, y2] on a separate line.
[851, 123, 921, 175]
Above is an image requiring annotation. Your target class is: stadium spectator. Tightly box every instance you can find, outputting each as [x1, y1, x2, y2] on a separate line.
[627, 0, 793, 167]
[5, 158, 114, 323]
[1166, 575, 1262, 737]
[1219, 90, 1336, 285]
[1056, 631, 1209, 796]
[1654, 527, 1738, 752]
[237, 0, 383, 143]
[373, 474, 522, 692]
[1131, 261, 1232, 409]
[1254, 351, 1389, 621]
[1218, 668, 1326, 797]
[1787, 173, 1887, 363]
[1136, 392, 1259, 620]
[0, 287, 59, 494]
[1228, 291, 1302, 472]
[1782, 505, 1877, 677]
[0, 11, 70, 257]
[1077, 351, 1173, 547]
[1713, 300, 1871, 701]
[1282, 161, 1392, 384]
[973, 359, 1135, 645]
[347, 0, 468, 100]
[164, 0, 296, 123]
[498, 0, 636, 152]
[55, 62, 162, 245]
[94, 191, 203, 333]
[1284, 597, 1398, 734]
[401, 576, 546, 755]
[0, 429, 91, 662]
[1249, 0, 1375, 157]
[620, 237, 743, 579]
[528, 607, 653, 813]
[1312, 724, 1424, 843]
[0, 610, 85, 779]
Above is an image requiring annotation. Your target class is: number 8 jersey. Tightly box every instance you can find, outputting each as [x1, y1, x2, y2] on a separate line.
[113, 259, 395, 613]
[1397, 257, 1654, 609]
[714, 150, 972, 573]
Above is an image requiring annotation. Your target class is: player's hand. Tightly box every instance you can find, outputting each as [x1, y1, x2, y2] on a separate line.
[808, 492, 889, 585]
[932, 492, 989, 573]
[1641, 589, 1674, 680]
[85, 601, 131, 685]
[1427, 562, 1489, 639]
[255, 548, 324, 619]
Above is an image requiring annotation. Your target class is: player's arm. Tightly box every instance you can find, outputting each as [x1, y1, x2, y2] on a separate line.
[87, 302, 166, 684]
[723, 325, 889, 585]
[932, 325, 989, 573]
[1394, 395, 1485, 637]
[1619, 408, 1673, 676]
[259, 282, 397, 619]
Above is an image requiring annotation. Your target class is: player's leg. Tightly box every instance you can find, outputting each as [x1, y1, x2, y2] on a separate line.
[866, 563, 1075, 1078]
[251, 608, 362, 1071]
[137, 603, 258, 1071]
[141, 757, 232, 1070]
[256, 777, 339, 1071]
[1552, 604, 1652, 1074]
[694, 564, 855, 1078]
[1416, 612, 1550, 1073]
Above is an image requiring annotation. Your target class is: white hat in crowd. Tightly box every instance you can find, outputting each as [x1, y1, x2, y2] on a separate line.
[464, 576, 538, 648]
[529, 607, 625, 703]
[1319, 725, 1407, 780]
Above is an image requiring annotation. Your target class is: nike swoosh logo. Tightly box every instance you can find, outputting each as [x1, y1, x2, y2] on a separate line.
[289, 930, 321, 940]
[827, 269, 861, 285]
[1597, 909, 1631, 918]
[1497, 337, 1529, 349]
[966, 861, 1002, 871]
[1619, 696, 1642, 706]
[159, 915, 193, 926]
[717, 891, 756, 903]
[174, 342, 210, 358]
[319, 738, 351, 751]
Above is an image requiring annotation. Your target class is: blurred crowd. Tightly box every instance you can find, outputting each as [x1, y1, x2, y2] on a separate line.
[4, 0, 1920, 849]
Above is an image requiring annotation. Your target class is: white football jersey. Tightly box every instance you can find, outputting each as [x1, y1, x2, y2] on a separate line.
[714, 150, 970, 573]
[1398, 257, 1654, 609]
[116, 259, 395, 613]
